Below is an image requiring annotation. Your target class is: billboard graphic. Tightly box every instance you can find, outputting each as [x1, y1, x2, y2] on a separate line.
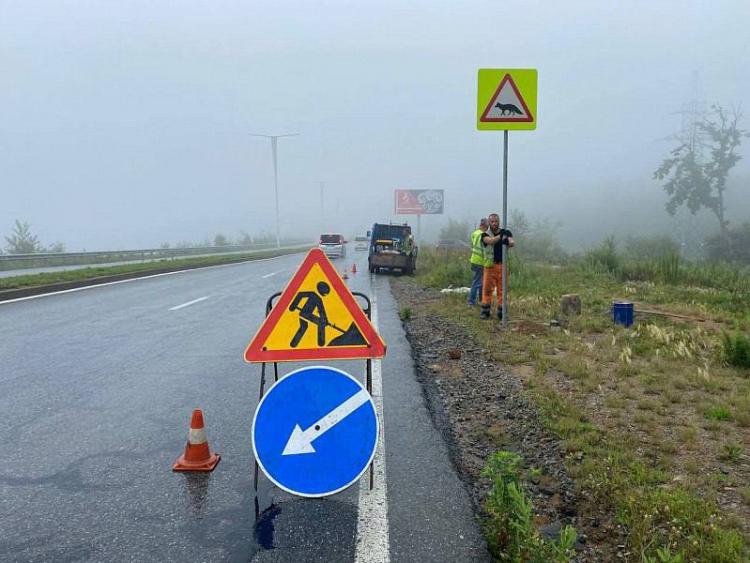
[394, 189, 444, 215]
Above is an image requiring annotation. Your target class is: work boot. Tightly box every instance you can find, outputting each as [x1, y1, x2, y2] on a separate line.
[497, 309, 503, 321]
[480, 305, 490, 320]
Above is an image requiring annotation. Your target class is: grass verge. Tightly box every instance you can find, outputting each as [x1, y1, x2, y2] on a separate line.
[411, 249, 750, 561]
[0, 246, 311, 292]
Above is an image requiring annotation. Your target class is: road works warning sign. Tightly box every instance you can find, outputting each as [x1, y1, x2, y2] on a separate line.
[244, 248, 386, 362]
[477, 69, 537, 130]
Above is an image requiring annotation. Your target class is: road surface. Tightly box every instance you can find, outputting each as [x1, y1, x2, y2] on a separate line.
[0, 248, 488, 562]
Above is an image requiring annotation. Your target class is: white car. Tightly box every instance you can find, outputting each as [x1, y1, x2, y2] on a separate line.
[319, 233, 347, 258]
[354, 236, 369, 251]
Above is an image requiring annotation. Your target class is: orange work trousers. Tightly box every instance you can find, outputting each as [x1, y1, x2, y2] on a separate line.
[481, 263, 505, 306]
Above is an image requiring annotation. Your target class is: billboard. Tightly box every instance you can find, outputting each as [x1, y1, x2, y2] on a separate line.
[394, 189, 444, 215]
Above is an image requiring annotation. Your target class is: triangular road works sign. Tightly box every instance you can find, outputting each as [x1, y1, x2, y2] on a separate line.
[244, 249, 386, 363]
[479, 73, 534, 123]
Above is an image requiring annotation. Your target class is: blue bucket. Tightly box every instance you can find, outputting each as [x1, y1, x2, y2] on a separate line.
[612, 301, 634, 327]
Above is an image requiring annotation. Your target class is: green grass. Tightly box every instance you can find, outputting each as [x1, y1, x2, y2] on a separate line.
[0, 246, 311, 292]
[704, 405, 732, 421]
[405, 248, 750, 561]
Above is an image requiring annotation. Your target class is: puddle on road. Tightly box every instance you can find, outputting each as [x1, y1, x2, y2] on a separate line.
[254, 503, 281, 549]
[181, 472, 211, 517]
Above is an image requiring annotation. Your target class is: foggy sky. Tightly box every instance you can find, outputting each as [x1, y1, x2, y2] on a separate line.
[2, 1, 749, 250]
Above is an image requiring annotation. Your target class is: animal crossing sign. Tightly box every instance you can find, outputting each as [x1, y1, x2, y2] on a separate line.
[477, 69, 537, 131]
[244, 248, 386, 363]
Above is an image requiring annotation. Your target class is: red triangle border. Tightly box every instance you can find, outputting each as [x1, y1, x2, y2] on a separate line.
[244, 249, 387, 363]
[479, 73, 534, 123]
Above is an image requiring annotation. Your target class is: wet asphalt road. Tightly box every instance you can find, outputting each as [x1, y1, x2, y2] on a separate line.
[0, 249, 489, 562]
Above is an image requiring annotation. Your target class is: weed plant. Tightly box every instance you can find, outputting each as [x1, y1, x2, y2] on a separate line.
[482, 451, 577, 562]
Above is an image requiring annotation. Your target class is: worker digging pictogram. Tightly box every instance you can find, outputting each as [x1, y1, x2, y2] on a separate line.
[289, 281, 367, 348]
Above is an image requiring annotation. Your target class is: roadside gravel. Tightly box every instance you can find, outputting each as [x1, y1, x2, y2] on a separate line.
[391, 278, 606, 561]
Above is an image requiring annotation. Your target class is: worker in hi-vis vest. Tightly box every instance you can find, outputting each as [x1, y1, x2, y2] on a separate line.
[468, 217, 489, 306]
[480, 213, 514, 320]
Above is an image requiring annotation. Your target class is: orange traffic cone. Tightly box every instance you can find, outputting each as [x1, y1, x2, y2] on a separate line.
[351, 263, 357, 274]
[173, 409, 221, 472]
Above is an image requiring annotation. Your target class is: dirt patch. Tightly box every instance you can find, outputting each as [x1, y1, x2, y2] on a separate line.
[390, 279, 613, 561]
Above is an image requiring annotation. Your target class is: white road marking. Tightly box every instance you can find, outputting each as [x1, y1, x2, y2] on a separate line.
[261, 271, 278, 279]
[169, 296, 209, 311]
[0, 254, 298, 306]
[355, 285, 390, 563]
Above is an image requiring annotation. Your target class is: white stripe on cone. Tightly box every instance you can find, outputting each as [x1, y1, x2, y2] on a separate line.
[189, 428, 207, 444]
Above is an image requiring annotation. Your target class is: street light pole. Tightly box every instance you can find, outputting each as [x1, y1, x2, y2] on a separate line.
[317, 181, 325, 229]
[250, 132, 299, 248]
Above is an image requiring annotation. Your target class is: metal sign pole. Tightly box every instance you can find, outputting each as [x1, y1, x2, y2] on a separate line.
[501, 130, 509, 323]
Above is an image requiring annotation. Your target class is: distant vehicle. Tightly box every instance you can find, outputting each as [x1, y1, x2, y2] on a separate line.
[435, 239, 470, 250]
[354, 236, 369, 251]
[319, 233, 347, 259]
[368, 223, 417, 274]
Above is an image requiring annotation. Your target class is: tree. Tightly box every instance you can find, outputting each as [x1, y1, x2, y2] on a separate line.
[704, 223, 750, 264]
[654, 105, 749, 236]
[438, 218, 471, 241]
[45, 241, 66, 253]
[213, 233, 230, 246]
[4, 220, 41, 254]
[238, 231, 253, 245]
[509, 209, 530, 238]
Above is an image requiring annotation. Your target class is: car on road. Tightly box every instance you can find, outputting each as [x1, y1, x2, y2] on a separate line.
[319, 233, 347, 258]
[354, 236, 369, 251]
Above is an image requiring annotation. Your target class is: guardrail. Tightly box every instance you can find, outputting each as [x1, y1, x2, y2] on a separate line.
[0, 241, 312, 271]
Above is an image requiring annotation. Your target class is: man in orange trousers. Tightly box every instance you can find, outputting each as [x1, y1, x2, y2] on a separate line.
[480, 213, 514, 320]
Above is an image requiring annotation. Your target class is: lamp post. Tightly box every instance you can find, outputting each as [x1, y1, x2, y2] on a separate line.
[250, 133, 299, 248]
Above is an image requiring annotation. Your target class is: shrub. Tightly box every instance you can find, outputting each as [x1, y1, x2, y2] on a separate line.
[399, 307, 412, 321]
[622, 234, 680, 261]
[705, 223, 750, 265]
[584, 236, 620, 273]
[722, 331, 750, 368]
[482, 451, 576, 562]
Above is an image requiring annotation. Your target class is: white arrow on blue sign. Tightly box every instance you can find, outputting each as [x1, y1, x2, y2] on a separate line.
[252, 365, 379, 497]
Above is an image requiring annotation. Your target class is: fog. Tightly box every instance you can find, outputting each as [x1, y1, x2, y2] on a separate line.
[1, 1, 749, 251]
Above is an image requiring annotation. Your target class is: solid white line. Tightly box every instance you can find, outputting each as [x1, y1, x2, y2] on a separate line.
[0, 253, 300, 306]
[261, 271, 278, 279]
[355, 284, 390, 563]
[169, 296, 209, 311]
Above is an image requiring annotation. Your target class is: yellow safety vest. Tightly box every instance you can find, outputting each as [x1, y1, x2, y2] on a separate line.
[470, 229, 489, 266]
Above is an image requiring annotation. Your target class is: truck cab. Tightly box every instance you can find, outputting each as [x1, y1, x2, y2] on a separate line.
[367, 223, 417, 274]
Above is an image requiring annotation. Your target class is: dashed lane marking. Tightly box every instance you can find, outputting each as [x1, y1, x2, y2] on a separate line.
[169, 296, 210, 311]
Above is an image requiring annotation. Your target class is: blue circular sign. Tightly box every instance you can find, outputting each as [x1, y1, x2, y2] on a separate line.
[252, 366, 378, 497]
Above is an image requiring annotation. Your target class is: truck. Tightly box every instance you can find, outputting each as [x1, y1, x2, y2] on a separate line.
[367, 223, 417, 274]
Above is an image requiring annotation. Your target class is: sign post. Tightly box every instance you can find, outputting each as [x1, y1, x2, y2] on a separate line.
[477, 68, 537, 323]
